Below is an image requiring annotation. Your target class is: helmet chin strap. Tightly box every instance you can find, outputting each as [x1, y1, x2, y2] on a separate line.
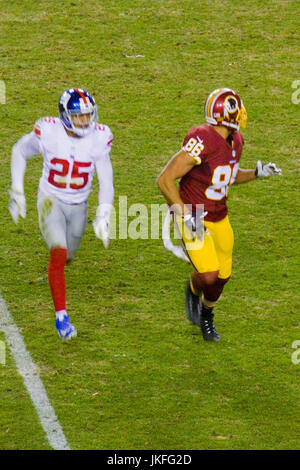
[70, 123, 93, 137]
[221, 120, 240, 131]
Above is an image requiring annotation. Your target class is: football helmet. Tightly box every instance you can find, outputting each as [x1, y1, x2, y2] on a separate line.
[205, 88, 247, 131]
[58, 88, 98, 137]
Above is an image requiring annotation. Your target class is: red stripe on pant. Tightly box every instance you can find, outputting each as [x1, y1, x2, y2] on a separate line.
[48, 248, 67, 311]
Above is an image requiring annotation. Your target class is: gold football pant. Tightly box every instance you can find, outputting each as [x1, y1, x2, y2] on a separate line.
[174, 214, 234, 279]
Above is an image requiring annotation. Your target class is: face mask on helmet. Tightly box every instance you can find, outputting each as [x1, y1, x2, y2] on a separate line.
[205, 88, 247, 131]
[58, 88, 98, 137]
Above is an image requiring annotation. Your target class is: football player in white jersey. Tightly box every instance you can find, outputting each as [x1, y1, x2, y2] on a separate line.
[9, 88, 114, 340]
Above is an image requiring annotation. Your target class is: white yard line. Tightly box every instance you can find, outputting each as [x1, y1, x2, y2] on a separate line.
[0, 293, 70, 450]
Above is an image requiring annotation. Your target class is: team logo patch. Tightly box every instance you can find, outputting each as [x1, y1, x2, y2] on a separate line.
[224, 95, 239, 115]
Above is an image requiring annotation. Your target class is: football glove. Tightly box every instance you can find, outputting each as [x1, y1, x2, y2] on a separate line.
[8, 189, 26, 223]
[93, 215, 110, 248]
[183, 212, 207, 241]
[255, 160, 282, 177]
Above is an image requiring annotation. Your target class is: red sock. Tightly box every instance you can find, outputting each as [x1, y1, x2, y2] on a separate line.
[48, 248, 67, 311]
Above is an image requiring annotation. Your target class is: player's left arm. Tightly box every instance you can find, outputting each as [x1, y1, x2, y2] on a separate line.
[93, 136, 114, 248]
[234, 161, 282, 184]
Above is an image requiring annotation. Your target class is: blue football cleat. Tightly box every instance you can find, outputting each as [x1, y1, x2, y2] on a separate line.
[56, 313, 77, 340]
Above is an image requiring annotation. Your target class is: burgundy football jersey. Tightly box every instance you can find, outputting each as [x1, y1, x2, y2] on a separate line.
[179, 124, 244, 222]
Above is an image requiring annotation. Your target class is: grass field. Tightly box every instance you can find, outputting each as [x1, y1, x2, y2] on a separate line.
[0, 0, 299, 450]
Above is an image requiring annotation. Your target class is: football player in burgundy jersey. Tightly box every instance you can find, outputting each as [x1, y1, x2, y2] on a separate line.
[9, 88, 114, 340]
[157, 88, 281, 341]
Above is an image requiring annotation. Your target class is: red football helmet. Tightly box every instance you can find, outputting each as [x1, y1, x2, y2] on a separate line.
[205, 88, 247, 131]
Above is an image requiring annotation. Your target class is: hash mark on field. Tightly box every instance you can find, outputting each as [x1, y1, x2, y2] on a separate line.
[0, 292, 70, 450]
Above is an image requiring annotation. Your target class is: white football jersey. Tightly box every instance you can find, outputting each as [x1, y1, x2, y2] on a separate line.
[33, 117, 113, 204]
[11, 117, 114, 205]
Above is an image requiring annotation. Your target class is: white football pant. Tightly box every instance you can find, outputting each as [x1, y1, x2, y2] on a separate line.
[37, 190, 87, 261]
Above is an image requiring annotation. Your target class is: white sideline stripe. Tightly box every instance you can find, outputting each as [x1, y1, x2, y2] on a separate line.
[0, 293, 70, 450]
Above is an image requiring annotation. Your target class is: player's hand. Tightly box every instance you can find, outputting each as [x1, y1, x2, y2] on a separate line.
[255, 160, 282, 177]
[93, 216, 110, 248]
[183, 211, 207, 241]
[8, 189, 26, 223]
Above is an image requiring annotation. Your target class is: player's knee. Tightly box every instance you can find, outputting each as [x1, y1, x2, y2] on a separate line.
[49, 247, 67, 268]
[196, 271, 219, 286]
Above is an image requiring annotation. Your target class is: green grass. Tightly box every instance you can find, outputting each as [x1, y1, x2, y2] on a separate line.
[0, 0, 299, 450]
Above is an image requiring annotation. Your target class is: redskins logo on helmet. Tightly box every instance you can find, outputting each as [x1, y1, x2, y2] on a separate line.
[205, 88, 247, 131]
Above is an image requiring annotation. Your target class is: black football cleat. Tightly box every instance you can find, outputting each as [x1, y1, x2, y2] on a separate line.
[185, 281, 201, 327]
[200, 311, 220, 342]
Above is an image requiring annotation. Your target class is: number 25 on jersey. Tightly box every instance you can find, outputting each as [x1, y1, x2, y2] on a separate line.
[48, 158, 91, 190]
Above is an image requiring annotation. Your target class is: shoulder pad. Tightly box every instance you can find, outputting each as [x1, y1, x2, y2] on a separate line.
[94, 123, 113, 146]
[43, 116, 58, 124]
[95, 123, 107, 132]
[182, 125, 210, 164]
[34, 117, 60, 136]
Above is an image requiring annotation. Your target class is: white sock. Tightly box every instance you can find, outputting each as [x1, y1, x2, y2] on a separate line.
[56, 309, 67, 321]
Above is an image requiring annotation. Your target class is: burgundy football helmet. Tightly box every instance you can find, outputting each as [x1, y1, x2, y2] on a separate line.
[205, 88, 247, 131]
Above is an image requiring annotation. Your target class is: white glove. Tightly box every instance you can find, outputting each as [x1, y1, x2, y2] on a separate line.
[93, 216, 110, 248]
[183, 211, 207, 241]
[162, 210, 190, 262]
[8, 189, 26, 223]
[255, 160, 282, 177]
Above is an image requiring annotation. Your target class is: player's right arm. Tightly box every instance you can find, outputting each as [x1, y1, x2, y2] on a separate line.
[156, 148, 197, 216]
[157, 132, 208, 239]
[9, 122, 41, 223]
